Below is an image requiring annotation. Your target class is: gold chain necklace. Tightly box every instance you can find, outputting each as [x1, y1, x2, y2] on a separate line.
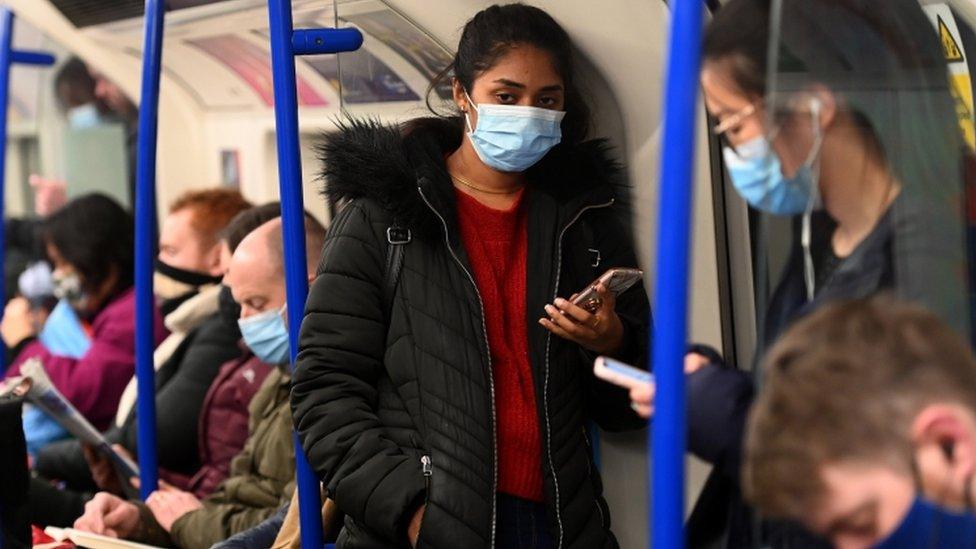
[450, 173, 524, 195]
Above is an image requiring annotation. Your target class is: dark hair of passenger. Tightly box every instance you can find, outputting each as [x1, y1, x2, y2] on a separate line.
[43, 193, 134, 297]
[780, 0, 961, 193]
[265, 215, 328, 274]
[424, 3, 591, 145]
[702, 0, 770, 98]
[220, 202, 281, 254]
[53, 57, 97, 112]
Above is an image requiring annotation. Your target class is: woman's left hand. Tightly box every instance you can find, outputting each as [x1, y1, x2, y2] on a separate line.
[539, 283, 624, 355]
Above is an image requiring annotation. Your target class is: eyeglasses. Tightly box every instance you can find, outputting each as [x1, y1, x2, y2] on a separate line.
[712, 102, 758, 136]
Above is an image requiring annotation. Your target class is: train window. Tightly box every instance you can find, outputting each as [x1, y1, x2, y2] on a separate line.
[335, 0, 454, 114]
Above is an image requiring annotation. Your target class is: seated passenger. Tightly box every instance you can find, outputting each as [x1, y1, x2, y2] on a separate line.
[74, 215, 327, 548]
[3, 193, 166, 435]
[28, 197, 275, 528]
[31, 190, 248, 476]
[744, 297, 976, 548]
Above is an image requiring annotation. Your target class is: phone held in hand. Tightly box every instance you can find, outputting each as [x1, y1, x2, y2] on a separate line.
[594, 356, 653, 389]
[571, 268, 643, 313]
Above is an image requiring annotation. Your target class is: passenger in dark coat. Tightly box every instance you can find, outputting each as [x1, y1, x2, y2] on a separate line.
[627, 1, 971, 547]
[291, 6, 650, 548]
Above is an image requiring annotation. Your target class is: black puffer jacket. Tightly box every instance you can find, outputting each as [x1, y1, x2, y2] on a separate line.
[292, 118, 650, 549]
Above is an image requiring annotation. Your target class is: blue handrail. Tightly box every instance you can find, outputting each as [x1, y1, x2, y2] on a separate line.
[265, 1, 361, 547]
[650, 0, 704, 547]
[0, 7, 54, 376]
[134, 0, 165, 500]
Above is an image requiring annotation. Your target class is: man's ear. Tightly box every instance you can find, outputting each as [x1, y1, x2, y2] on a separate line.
[205, 243, 224, 277]
[911, 404, 976, 509]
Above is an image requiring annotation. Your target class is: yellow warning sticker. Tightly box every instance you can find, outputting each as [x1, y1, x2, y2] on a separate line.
[925, 4, 975, 150]
[951, 73, 976, 150]
[939, 15, 965, 62]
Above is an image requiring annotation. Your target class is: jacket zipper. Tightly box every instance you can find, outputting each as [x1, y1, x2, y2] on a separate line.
[419, 454, 433, 539]
[418, 186, 499, 548]
[545, 198, 615, 549]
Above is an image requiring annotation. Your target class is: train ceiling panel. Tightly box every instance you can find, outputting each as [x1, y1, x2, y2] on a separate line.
[50, 0, 228, 29]
[77, 0, 450, 112]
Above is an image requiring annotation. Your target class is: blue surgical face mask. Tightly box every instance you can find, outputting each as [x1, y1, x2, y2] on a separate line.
[39, 299, 92, 359]
[67, 103, 101, 130]
[722, 135, 814, 216]
[464, 91, 565, 173]
[238, 305, 290, 365]
[874, 497, 976, 548]
[723, 99, 824, 218]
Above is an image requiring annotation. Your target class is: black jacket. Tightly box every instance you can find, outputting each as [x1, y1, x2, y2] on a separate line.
[1, 392, 29, 548]
[686, 211, 894, 549]
[291, 119, 650, 549]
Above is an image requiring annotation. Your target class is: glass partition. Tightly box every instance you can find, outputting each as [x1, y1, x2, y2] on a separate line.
[747, 0, 975, 354]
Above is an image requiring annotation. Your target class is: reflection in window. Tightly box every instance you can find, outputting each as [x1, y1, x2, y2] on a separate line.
[342, 9, 454, 100]
[304, 46, 419, 103]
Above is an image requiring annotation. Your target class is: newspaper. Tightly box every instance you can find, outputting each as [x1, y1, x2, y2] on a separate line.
[1, 357, 140, 479]
[44, 527, 164, 549]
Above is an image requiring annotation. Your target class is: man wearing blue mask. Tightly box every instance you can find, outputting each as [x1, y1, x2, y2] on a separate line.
[74, 216, 327, 548]
[743, 297, 976, 549]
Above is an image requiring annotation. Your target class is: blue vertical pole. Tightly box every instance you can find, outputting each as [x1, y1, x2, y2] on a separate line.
[651, 0, 704, 547]
[266, 1, 325, 547]
[0, 9, 13, 375]
[0, 9, 54, 376]
[134, 0, 165, 500]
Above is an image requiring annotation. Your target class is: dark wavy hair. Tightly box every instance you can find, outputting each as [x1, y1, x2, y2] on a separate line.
[220, 201, 281, 254]
[426, 3, 591, 145]
[43, 193, 134, 297]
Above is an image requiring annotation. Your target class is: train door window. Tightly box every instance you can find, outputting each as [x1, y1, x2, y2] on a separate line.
[333, 0, 454, 117]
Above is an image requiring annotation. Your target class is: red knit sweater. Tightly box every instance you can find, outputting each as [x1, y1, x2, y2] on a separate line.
[455, 188, 544, 502]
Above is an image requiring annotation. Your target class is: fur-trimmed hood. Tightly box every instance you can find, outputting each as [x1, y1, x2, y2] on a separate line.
[315, 116, 628, 235]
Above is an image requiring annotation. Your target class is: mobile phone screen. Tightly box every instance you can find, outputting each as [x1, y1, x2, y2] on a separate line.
[594, 356, 653, 389]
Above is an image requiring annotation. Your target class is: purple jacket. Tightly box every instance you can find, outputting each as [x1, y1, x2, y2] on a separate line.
[161, 351, 274, 498]
[6, 287, 167, 431]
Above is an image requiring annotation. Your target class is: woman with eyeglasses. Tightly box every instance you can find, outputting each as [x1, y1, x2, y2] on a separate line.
[631, 0, 971, 547]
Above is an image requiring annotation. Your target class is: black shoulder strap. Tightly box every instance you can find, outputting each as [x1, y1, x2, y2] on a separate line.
[384, 224, 410, 321]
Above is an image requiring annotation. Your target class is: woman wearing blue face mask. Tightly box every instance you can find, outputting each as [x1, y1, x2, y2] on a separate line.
[627, 0, 972, 547]
[291, 4, 650, 548]
[2, 194, 167, 440]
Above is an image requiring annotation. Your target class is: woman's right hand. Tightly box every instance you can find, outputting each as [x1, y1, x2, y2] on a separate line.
[408, 504, 425, 547]
[628, 352, 711, 419]
[1, 297, 34, 348]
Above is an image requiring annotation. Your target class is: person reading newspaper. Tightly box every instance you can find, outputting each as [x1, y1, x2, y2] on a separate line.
[74, 217, 325, 548]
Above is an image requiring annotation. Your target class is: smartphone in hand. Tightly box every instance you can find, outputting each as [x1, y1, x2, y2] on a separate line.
[571, 268, 643, 313]
[594, 356, 653, 389]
